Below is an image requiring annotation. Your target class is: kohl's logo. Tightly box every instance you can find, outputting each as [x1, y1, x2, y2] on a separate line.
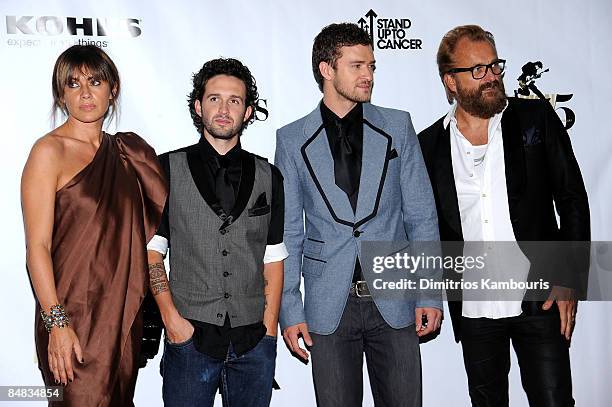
[5, 16, 142, 37]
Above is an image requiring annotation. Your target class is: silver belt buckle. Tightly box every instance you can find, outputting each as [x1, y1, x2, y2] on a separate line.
[355, 280, 371, 297]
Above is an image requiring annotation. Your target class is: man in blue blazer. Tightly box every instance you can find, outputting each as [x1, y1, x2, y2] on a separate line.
[275, 23, 442, 406]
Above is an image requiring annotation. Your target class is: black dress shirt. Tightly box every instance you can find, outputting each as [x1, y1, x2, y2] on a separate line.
[320, 102, 365, 283]
[156, 137, 284, 359]
[320, 102, 364, 211]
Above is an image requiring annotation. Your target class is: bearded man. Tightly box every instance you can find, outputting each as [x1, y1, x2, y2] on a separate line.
[417, 25, 590, 407]
[147, 58, 286, 407]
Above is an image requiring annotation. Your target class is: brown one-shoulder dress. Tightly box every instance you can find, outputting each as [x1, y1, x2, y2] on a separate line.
[34, 132, 167, 406]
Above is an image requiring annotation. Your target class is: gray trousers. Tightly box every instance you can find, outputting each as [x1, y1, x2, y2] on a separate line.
[310, 294, 422, 407]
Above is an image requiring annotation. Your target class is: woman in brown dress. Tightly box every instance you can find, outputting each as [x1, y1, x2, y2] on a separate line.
[21, 45, 167, 406]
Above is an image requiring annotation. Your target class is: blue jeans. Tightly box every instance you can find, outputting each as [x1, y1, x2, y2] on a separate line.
[161, 335, 277, 407]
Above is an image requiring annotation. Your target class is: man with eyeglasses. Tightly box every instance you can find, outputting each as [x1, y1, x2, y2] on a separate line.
[418, 25, 589, 406]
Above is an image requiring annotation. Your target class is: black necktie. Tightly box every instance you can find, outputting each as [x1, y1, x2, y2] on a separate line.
[214, 157, 235, 214]
[333, 120, 360, 211]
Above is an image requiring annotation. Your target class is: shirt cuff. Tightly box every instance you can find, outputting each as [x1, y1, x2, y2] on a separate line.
[263, 242, 289, 264]
[147, 235, 168, 256]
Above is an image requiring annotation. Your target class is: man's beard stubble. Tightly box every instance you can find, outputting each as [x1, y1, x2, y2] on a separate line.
[455, 78, 507, 119]
[334, 78, 373, 104]
[202, 115, 244, 140]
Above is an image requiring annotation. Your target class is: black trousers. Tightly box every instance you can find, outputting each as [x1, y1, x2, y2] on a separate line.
[461, 312, 573, 407]
[309, 294, 422, 407]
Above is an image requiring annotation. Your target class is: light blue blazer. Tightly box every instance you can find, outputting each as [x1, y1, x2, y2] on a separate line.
[275, 102, 441, 334]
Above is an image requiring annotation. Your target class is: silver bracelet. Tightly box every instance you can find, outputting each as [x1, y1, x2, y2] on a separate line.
[40, 304, 70, 333]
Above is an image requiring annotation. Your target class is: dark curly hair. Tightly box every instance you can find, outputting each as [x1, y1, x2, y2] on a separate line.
[188, 58, 259, 134]
[312, 23, 372, 92]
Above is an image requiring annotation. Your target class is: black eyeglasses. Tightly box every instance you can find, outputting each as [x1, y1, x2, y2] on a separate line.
[446, 59, 506, 80]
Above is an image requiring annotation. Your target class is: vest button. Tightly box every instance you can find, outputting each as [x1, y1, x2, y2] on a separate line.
[224, 292, 230, 299]
[223, 271, 229, 277]
[222, 250, 228, 256]
[217, 313, 223, 318]
[353, 230, 361, 237]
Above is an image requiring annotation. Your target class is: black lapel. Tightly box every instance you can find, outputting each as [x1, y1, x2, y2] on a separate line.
[431, 123, 464, 339]
[435, 125, 463, 240]
[301, 124, 355, 228]
[186, 147, 225, 219]
[353, 119, 392, 229]
[186, 146, 255, 230]
[500, 102, 526, 215]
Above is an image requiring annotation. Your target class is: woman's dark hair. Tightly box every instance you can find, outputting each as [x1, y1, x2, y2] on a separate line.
[51, 45, 120, 123]
[188, 58, 260, 133]
[312, 23, 372, 92]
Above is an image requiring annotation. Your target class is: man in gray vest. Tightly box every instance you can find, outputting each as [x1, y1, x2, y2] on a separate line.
[146, 58, 287, 407]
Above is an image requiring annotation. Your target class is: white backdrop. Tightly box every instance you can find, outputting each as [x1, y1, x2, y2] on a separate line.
[1, 1, 610, 405]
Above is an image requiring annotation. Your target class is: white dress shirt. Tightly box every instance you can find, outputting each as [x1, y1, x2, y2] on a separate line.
[445, 102, 530, 319]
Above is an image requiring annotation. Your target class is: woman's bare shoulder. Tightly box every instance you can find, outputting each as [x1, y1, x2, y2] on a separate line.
[29, 132, 67, 159]
[23, 132, 69, 181]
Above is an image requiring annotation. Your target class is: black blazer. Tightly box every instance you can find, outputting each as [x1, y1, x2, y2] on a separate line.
[417, 97, 590, 341]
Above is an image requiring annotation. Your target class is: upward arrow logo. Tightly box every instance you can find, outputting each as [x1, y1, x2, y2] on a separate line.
[356, 9, 422, 51]
[358, 17, 367, 29]
[365, 9, 378, 19]
[365, 9, 377, 40]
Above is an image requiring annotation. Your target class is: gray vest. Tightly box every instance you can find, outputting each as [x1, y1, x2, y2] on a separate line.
[168, 151, 272, 327]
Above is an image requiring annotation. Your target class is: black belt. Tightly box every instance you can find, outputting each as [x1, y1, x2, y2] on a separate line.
[349, 280, 371, 297]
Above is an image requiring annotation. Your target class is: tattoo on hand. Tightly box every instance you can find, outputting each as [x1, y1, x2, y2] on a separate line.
[149, 262, 169, 295]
